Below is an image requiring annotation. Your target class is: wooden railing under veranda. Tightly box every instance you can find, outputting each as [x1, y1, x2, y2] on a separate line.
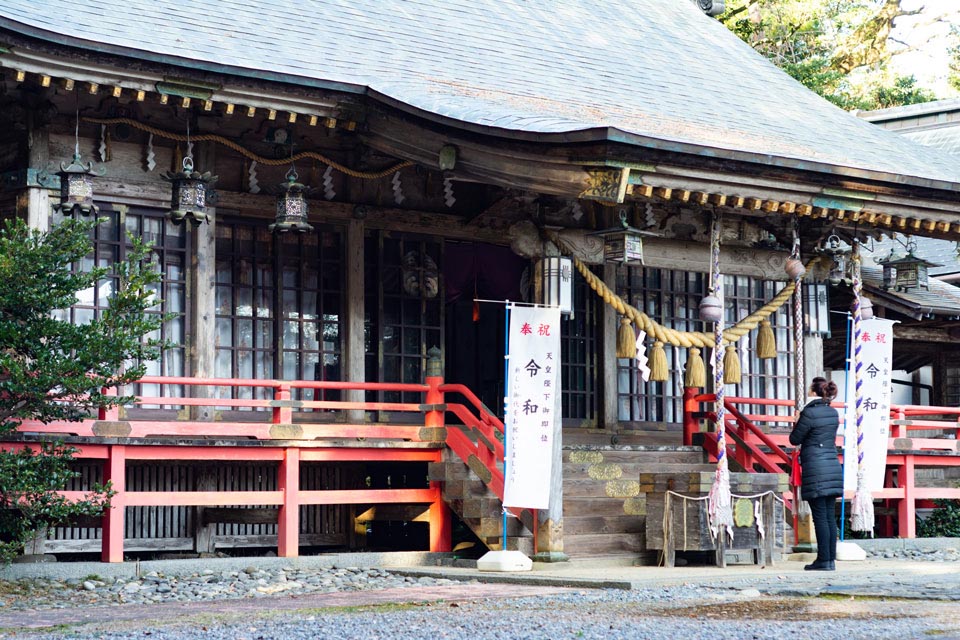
[683, 388, 960, 538]
[1, 367, 519, 563]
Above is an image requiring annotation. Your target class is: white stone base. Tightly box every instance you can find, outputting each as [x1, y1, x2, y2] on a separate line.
[836, 541, 867, 561]
[476, 550, 533, 572]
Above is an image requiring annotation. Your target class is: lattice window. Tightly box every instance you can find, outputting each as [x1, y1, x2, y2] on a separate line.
[617, 267, 794, 426]
[53, 205, 188, 399]
[944, 359, 960, 408]
[364, 232, 443, 410]
[215, 218, 343, 404]
[561, 268, 599, 427]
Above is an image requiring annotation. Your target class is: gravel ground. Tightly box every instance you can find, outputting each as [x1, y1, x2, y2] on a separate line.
[8, 586, 959, 640]
[1, 551, 959, 640]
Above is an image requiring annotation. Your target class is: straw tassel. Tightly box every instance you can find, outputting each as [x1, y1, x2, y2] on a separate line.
[683, 347, 705, 388]
[616, 318, 637, 359]
[723, 345, 741, 384]
[649, 340, 668, 381]
[756, 320, 776, 359]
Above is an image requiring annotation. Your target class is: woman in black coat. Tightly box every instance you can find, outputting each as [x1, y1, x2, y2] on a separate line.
[789, 376, 843, 571]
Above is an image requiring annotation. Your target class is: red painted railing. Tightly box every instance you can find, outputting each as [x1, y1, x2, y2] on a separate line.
[4, 372, 518, 562]
[683, 388, 960, 538]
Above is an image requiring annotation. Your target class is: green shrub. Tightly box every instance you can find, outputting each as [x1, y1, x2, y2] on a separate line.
[917, 500, 960, 538]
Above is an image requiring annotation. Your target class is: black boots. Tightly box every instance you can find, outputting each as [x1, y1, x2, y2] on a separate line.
[804, 559, 836, 571]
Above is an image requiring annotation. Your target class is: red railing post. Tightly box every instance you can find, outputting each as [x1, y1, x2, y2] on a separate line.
[424, 347, 445, 431]
[682, 387, 699, 446]
[273, 383, 292, 424]
[101, 444, 126, 563]
[428, 481, 452, 552]
[897, 455, 916, 538]
[892, 406, 906, 439]
[277, 447, 300, 557]
[424, 347, 451, 552]
[99, 386, 119, 421]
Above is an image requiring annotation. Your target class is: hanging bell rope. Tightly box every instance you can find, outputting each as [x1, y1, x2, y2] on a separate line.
[707, 212, 734, 542]
[790, 221, 807, 411]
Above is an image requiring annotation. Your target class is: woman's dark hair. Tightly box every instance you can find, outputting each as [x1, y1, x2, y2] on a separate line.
[810, 376, 838, 401]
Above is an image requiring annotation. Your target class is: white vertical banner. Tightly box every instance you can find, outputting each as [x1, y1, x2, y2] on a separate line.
[843, 318, 895, 492]
[503, 304, 561, 509]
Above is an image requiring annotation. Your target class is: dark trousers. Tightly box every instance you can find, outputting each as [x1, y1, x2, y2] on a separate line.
[808, 495, 838, 562]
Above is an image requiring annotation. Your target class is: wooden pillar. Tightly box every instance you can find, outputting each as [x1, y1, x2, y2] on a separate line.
[194, 470, 217, 555]
[600, 263, 619, 430]
[277, 447, 301, 557]
[189, 142, 217, 420]
[101, 445, 126, 563]
[24, 117, 50, 232]
[345, 218, 365, 423]
[803, 335, 823, 392]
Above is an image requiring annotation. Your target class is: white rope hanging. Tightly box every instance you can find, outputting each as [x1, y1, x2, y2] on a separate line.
[707, 212, 734, 543]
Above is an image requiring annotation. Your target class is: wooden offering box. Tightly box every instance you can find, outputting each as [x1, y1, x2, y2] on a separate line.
[644, 471, 788, 567]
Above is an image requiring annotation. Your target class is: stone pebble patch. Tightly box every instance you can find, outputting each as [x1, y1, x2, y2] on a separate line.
[0, 565, 451, 611]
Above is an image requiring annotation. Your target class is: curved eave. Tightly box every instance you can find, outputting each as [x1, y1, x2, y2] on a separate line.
[6, 15, 960, 199]
[365, 91, 960, 198]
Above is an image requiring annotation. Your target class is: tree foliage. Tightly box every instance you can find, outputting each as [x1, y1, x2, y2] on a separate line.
[0, 217, 165, 563]
[721, 0, 938, 110]
[948, 27, 960, 93]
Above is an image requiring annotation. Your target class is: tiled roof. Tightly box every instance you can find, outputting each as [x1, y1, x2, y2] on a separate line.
[4, 1, 960, 188]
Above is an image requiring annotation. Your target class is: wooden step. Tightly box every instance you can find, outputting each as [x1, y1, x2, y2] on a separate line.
[564, 447, 705, 465]
[563, 515, 643, 536]
[562, 532, 645, 556]
[564, 462, 719, 478]
[563, 429, 684, 448]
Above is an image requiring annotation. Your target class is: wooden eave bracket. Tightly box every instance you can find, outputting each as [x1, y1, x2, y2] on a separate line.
[1, 49, 347, 125]
[579, 166, 630, 203]
[615, 167, 960, 239]
[0, 168, 59, 191]
[156, 78, 221, 100]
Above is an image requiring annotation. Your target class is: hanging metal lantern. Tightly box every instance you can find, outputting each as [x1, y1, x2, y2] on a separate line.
[535, 256, 573, 315]
[54, 152, 101, 216]
[589, 209, 654, 266]
[270, 167, 314, 233]
[876, 240, 938, 291]
[801, 282, 830, 337]
[814, 234, 850, 286]
[162, 156, 217, 225]
[699, 294, 723, 323]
